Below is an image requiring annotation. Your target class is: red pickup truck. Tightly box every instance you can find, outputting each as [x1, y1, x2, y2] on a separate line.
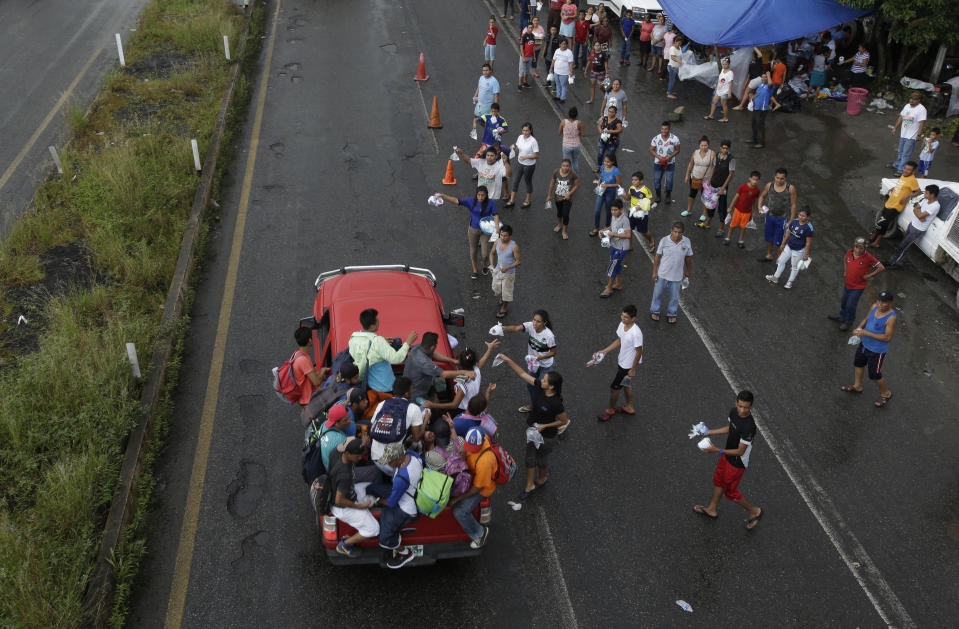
[301, 265, 491, 567]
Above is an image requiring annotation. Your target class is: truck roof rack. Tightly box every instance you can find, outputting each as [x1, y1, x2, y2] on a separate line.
[314, 265, 437, 290]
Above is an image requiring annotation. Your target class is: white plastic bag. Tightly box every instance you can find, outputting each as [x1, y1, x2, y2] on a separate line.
[544, 200, 552, 210]
[796, 257, 812, 271]
[600, 234, 611, 248]
[760, 205, 769, 215]
[616, 186, 626, 198]
[450, 147, 460, 161]
[479, 216, 497, 235]
[568, 74, 574, 85]
[546, 72, 554, 83]
[600, 131, 610, 142]
[847, 335, 861, 346]
[492, 355, 505, 367]
[427, 194, 444, 207]
[469, 128, 478, 140]
[746, 219, 757, 230]
[697, 437, 714, 451]
[586, 351, 605, 367]
[687, 421, 708, 439]
[594, 184, 605, 196]
[526, 426, 544, 448]
[724, 213, 732, 225]
[526, 355, 539, 372]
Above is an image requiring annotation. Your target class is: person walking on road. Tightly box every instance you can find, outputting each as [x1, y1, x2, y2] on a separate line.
[692, 390, 764, 530]
[557, 106, 584, 172]
[519, 24, 537, 90]
[595, 105, 623, 171]
[454, 146, 512, 203]
[501, 310, 557, 413]
[435, 185, 500, 280]
[599, 199, 632, 298]
[600, 78, 628, 125]
[704, 57, 733, 122]
[585, 41, 609, 104]
[682, 136, 715, 219]
[595, 304, 643, 422]
[547, 158, 580, 239]
[765, 207, 813, 289]
[650, 222, 693, 324]
[495, 353, 569, 501]
[506, 123, 540, 208]
[828, 237, 884, 332]
[472, 63, 500, 123]
[887, 185, 940, 269]
[700, 140, 735, 231]
[483, 16, 499, 71]
[650, 121, 681, 204]
[491, 224, 521, 318]
[590, 154, 621, 237]
[756, 167, 797, 262]
[842, 291, 898, 408]
[549, 39, 575, 103]
[721, 170, 761, 247]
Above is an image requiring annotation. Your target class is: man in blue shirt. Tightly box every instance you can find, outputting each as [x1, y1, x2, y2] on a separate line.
[751, 72, 772, 149]
[842, 291, 898, 408]
[619, 10, 635, 66]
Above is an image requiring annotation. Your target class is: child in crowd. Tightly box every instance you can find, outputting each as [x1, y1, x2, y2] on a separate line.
[483, 16, 498, 71]
[918, 128, 940, 177]
[628, 172, 655, 252]
[722, 171, 761, 248]
[599, 199, 632, 298]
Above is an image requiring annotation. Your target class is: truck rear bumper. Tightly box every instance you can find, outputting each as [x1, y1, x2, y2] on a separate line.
[324, 541, 482, 567]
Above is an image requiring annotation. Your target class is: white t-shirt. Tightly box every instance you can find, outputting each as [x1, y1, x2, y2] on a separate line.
[522, 321, 556, 368]
[470, 157, 507, 199]
[909, 198, 940, 231]
[552, 48, 574, 76]
[651, 133, 681, 165]
[899, 103, 927, 140]
[616, 322, 644, 368]
[825, 39, 836, 61]
[715, 69, 733, 97]
[454, 367, 482, 410]
[513, 135, 540, 166]
[919, 138, 939, 161]
[369, 399, 425, 462]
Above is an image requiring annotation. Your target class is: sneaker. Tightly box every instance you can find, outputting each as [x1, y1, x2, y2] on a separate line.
[518, 404, 532, 413]
[680, 210, 690, 217]
[764, 274, 778, 284]
[336, 538, 358, 558]
[481, 266, 490, 276]
[839, 322, 850, 331]
[523, 82, 532, 88]
[784, 281, 793, 289]
[386, 548, 416, 569]
[723, 238, 730, 246]
[470, 526, 490, 549]
[470, 272, 479, 280]
[827, 314, 843, 322]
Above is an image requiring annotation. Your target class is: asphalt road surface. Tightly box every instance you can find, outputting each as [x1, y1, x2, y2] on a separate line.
[130, 0, 959, 627]
[0, 0, 150, 236]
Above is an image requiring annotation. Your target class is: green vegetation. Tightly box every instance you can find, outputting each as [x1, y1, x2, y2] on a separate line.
[0, 0, 261, 626]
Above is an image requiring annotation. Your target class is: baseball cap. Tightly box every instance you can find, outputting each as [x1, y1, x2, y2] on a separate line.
[463, 427, 486, 453]
[346, 388, 365, 406]
[377, 441, 406, 466]
[324, 404, 349, 428]
[878, 291, 894, 302]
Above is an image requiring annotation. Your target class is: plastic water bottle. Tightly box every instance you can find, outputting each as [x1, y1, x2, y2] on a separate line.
[681, 278, 690, 290]
[676, 600, 693, 612]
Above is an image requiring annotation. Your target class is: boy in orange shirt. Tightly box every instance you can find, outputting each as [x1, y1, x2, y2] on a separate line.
[869, 161, 921, 248]
[769, 56, 786, 110]
[450, 427, 497, 548]
[722, 171, 761, 248]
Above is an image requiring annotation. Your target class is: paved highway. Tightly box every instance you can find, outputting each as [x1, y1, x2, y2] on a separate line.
[130, 0, 959, 626]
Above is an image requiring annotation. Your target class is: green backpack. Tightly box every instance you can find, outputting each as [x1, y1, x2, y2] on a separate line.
[415, 469, 454, 518]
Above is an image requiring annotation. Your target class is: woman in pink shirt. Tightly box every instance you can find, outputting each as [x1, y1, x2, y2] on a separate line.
[637, 14, 654, 69]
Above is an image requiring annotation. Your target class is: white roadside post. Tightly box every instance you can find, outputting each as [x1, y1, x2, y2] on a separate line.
[126, 342, 142, 378]
[191, 139, 201, 171]
[115, 33, 125, 66]
[48, 146, 64, 174]
[223, 35, 231, 61]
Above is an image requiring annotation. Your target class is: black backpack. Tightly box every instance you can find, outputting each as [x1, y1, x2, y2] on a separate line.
[370, 397, 411, 444]
[300, 425, 335, 484]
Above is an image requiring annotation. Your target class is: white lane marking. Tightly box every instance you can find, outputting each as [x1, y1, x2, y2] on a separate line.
[479, 1, 914, 625]
[535, 505, 579, 629]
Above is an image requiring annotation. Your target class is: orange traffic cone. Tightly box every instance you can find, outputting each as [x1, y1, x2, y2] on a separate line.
[413, 52, 430, 81]
[442, 160, 457, 185]
[428, 96, 442, 128]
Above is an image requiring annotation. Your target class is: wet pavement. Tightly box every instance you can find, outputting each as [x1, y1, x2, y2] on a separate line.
[0, 0, 150, 236]
[130, 0, 959, 626]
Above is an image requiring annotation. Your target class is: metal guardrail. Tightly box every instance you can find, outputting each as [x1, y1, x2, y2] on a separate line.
[314, 265, 437, 290]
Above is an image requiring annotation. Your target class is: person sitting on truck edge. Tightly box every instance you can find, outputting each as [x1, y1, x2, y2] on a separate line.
[369, 376, 428, 474]
[330, 438, 380, 558]
[452, 387, 496, 437]
[300, 362, 361, 428]
[402, 332, 473, 404]
[348, 308, 418, 418]
[292, 326, 330, 407]
[367, 441, 424, 569]
[423, 340, 499, 413]
[449, 427, 497, 549]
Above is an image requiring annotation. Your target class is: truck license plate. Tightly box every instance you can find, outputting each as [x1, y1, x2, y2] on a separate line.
[410, 545, 424, 557]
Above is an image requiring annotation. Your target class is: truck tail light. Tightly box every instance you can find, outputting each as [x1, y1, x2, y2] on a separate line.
[479, 505, 492, 524]
[322, 515, 338, 541]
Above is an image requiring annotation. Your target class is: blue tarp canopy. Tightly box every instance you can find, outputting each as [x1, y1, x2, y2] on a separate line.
[658, 0, 873, 47]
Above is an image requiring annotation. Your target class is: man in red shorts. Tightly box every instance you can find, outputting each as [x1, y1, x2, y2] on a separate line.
[720, 170, 761, 248]
[692, 390, 764, 530]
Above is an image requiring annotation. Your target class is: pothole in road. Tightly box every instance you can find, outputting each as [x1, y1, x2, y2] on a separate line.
[270, 142, 285, 157]
[287, 38, 302, 44]
[284, 62, 301, 71]
[290, 75, 303, 84]
[380, 43, 397, 53]
[231, 530, 270, 573]
[226, 460, 267, 520]
[293, 16, 308, 26]
[276, 71, 287, 79]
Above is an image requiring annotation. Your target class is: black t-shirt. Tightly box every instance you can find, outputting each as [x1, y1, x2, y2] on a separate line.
[591, 51, 609, 73]
[327, 454, 356, 504]
[710, 153, 733, 188]
[724, 408, 757, 469]
[748, 59, 763, 79]
[528, 380, 565, 438]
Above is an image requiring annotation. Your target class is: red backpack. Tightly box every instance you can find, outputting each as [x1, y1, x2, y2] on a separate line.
[272, 350, 307, 404]
[482, 442, 517, 485]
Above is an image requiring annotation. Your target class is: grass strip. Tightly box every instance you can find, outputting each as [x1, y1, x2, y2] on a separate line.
[0, 0, 263, 626]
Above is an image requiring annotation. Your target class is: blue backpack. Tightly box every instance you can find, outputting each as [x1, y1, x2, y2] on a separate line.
[370, 397, 411, 443]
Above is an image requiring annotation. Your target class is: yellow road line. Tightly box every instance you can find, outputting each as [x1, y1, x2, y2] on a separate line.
[0, 47, 101, 194]
[163, 1, 282, 626]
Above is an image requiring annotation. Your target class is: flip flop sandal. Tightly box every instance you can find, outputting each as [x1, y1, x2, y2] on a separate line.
[840, 385, 863, 394]
[667, 317, 677, 324]
[614, 406, 635, 415]
[599, 291, 613, 298]
[496, 310, 508, 319]
[693, 505, 718, 519]
[534, 478, 549, 489]
[597, 408, 616, 422]
[589, 229, 599, 237]
[518, 487, 537, 500]
[521, 202, 531, 208]
[874, 394, 893, 408]
[703, 116, 714, 120]
[720, 118, 729, 123]
[745, 508, 764, 530]
[650, 313, 660, 321]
